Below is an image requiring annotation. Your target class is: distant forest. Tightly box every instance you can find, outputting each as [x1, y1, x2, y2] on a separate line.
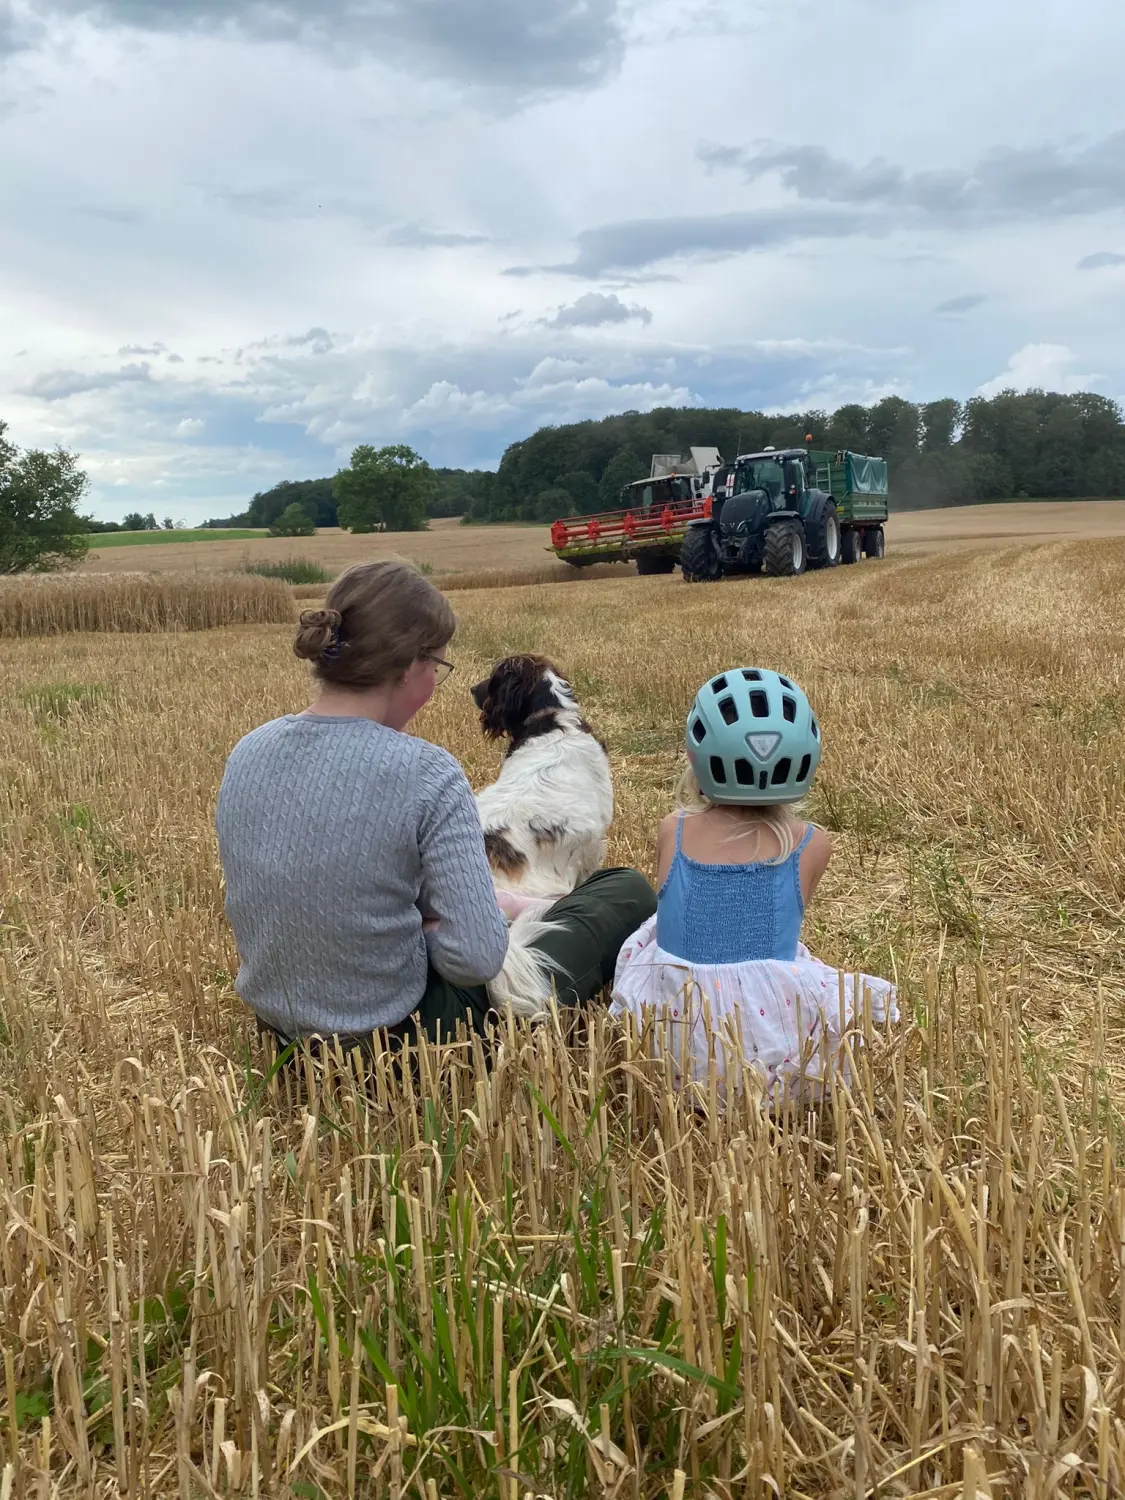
[197, 388, 1125, 530]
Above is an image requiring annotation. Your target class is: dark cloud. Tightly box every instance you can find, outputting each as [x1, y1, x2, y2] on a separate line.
[547, 292, 652, 327]
[31, 0, 624, 90]
[700, 132, 1125, 223]
[285, 327, 334, 353]
[1077, 250, 1125, 270]
[25, 362, 154, 401]
[935, 294, 987, 316]
[384, 224, 491, 250]
[508, 207, 869, 278]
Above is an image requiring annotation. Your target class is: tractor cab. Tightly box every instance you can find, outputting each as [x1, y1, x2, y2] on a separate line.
[728, 448, 809, 508]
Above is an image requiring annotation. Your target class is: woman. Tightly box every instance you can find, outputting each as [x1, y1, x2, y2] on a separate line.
[216, 559, 656, 1050]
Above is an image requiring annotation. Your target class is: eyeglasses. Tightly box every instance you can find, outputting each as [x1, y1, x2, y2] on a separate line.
[423, 653, 455, 687]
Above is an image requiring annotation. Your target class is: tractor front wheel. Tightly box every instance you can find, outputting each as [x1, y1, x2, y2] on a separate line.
[680, 526, 723, 583]
[635, 552, 677, 576]
[863, 526, 886, 559]
[762, 520, 807, 577]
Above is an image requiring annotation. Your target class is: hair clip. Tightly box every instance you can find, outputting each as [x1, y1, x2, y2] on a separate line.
[321, 626, 342, 660]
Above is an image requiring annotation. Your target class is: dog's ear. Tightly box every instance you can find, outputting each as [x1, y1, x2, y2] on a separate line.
[478, 656, 544, 739]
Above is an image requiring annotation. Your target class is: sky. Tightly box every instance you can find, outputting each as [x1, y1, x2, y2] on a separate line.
[2, 0, 1125, 522]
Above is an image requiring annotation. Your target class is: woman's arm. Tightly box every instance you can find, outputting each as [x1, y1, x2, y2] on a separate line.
[417, 755, 509, 985]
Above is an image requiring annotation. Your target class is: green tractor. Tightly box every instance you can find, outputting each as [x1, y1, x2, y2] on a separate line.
[680, 446, 888, 581]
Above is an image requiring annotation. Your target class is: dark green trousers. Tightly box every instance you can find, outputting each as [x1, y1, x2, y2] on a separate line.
[261, 866, 656, 1057]
[413, 865, 656, 1045]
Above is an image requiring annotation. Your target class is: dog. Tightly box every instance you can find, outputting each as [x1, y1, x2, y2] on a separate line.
[470, 654, 613, 1016]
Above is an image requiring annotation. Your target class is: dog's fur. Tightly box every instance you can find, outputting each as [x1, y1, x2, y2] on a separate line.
[471, 654, 613, 1017]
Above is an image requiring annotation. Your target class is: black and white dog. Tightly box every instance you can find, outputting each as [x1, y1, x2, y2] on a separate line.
[471, 655, 613, 1014]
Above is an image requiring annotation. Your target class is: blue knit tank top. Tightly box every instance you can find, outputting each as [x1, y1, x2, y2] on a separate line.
[656, 816, 814, 964]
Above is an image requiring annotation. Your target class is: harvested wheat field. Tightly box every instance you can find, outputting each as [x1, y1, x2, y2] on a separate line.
[78, 500, 1125, 581]
[2, 539, 1125, 1496]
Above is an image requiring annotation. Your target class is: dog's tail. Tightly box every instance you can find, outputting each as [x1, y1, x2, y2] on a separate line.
[487, 904, 560, 1020]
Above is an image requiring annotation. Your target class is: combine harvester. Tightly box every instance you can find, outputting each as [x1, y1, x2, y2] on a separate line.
[549, 443, 889, 579]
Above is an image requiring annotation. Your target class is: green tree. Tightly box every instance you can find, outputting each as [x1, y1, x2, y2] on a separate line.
[269, 502, 316, 537]
[122, 511, 158, 531]
[532, 486, 575, 521]
[334, 444, 433, 533]
[556, 470, 600, 515]
[920, 399, 961, 452]
[0, 421, 91, 574]
[598, 445, 647, 508]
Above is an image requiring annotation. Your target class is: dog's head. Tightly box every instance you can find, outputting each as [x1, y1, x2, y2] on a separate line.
[471, 654, 577, 746]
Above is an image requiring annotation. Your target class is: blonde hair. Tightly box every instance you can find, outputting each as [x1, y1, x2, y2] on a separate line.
[293, 560, 455, 689]
[674, 761, 804, 863]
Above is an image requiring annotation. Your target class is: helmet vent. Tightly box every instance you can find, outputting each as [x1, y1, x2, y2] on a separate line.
[717, 695, 738, 726]
[749, 691, 769, 718]
[711, 675, 728, 693]
[796, 753, 812, 782]
[734, 758, 754, 785]
[759, 771, 769, 791]
[770, 757, 792, 786]
[742, 669, 762, 682]
[690, 718, 706, 743]
[778, 675, 794, 690]
[782, 695, 797, 723]
[709, 755, 728, 786]
[811, 718, 820, 739]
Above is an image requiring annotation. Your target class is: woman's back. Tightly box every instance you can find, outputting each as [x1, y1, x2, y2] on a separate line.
[656, 811, 816, 965]
[216, 713, 508, 1038]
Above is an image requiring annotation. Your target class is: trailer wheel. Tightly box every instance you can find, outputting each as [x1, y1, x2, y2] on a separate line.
[635, 553, 677, 575]
[680, 525, 722, 582]
[863, 526, 885, 559]
[839, 528, 862, 565]
[762, 519, 807, 577]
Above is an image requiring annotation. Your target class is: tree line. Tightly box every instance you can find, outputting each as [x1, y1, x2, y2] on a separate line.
[463, 389, 1125, 522]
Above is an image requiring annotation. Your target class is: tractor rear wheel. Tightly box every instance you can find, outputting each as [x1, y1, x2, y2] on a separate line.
[839, 528, 862, 565]
[863, 526, 885, 559]
[804, 496, 841, 569]
[680, 525, 722, 582]
[762, 520, 807, 577]
[635, 553, 676, 575]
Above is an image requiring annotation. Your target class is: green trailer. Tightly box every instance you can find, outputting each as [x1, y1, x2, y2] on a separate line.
[809, 449, 889, 562]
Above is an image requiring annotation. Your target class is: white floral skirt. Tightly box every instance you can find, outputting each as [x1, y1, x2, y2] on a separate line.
[610, 915, 898, 1102]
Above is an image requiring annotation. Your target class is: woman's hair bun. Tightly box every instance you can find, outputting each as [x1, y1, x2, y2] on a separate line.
[294, 607, 343, 661]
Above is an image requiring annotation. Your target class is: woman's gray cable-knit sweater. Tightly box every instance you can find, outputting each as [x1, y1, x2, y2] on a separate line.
[215, 713, 509, 1037]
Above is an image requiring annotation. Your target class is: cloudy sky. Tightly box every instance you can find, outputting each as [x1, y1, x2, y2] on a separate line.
[2, 0, 1124, 521]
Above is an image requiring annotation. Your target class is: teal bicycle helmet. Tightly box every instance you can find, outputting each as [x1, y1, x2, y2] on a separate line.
[685, 667, 820, 804]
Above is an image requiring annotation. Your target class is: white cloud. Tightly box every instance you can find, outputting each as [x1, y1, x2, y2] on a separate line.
[176, 415, 204, 434]
[975, 343, 1097, 399]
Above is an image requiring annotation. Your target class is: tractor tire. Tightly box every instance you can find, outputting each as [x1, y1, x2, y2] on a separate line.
[839, 528, 862, 565]
[804, 496, 841, 569]
[680, 526, 723, 583]
[762, 520, 808, 578]
[635, 553, 676, 576]
[863, 526, 886, 559]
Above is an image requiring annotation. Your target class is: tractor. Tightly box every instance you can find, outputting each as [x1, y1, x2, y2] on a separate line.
[679, 446, 888, 581]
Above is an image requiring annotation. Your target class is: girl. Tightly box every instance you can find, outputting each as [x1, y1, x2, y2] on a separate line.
[611, 667, 896, 1101]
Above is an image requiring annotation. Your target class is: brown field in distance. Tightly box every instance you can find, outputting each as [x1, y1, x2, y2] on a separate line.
[79, 498, 1125, 577]
[3, 537, 1125, 1492]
